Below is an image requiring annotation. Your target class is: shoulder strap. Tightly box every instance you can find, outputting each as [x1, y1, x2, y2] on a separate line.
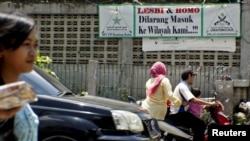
[179, 88, 187, 102]
[178, 88, 187, 113]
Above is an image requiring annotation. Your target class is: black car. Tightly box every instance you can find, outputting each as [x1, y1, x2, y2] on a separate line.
[19, 66, 161, 141]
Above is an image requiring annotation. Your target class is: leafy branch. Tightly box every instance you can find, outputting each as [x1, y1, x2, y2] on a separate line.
[35, 50, 59, 80]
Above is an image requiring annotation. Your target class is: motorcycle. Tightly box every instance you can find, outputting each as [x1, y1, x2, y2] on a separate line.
[128, 93, 231, 141]
[128, 96, 194, 141]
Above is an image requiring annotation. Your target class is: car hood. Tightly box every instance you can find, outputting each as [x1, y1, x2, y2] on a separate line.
[62, 95, 145, 113]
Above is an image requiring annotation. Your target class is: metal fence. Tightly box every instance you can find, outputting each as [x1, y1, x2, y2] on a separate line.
[49, 63, 88, 93]
[96, 63, 239, 101]
[48, 62, 240, 101]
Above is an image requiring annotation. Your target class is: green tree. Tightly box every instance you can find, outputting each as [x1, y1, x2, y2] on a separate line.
[35, 50, 59, 80]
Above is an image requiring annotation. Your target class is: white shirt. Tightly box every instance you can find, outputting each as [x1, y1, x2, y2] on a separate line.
[170, 81, 194, 114]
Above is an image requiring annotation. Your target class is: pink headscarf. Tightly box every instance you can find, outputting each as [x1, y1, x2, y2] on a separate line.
[147, 61, 167, 97]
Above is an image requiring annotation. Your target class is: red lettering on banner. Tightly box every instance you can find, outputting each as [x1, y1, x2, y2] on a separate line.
[175, 8, 200, 13]
[138, 8, 164, 14]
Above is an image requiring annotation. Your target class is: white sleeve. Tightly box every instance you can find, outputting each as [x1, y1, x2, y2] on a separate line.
[179, 84, 194, 102]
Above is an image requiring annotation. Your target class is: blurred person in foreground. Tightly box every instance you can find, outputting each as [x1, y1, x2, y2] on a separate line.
[0, 11, 39, 141]
[168, 69, 215, 141]
[141, 61, 182, 120]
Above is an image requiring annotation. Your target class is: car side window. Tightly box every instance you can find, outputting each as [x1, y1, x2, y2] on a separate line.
[19, 70, 59, 96]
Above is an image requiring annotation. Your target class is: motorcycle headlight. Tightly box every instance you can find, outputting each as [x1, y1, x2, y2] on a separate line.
[111, 110, 144, 133]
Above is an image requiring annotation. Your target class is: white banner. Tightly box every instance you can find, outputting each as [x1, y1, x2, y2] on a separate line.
[203, 4, 241, 37]
[98, 4, 241, 38]
[99, 5, 134, 38]
[142, 38, 236, 52]
[135, 5, 202, 37]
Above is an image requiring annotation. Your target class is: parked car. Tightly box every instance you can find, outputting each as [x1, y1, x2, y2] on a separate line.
[19, 66, 161, 141]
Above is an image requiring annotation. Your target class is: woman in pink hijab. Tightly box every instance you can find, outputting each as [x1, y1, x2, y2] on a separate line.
[141, 61, 182, 120]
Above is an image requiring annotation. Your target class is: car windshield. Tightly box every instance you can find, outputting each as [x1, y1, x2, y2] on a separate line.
[19, 66, 75, 97]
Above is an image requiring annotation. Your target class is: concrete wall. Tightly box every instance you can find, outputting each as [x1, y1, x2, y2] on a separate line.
[1, 1, 250, 117]
[0, 2, 97, 14]
[240, 2, 250, 80]
[215, 79, 250, 118]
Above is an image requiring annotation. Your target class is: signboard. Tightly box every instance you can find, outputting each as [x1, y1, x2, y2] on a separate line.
[203, 4, 241, 37]
[135, 5, 202, 37]
[99, 5, 134, 38]
[142, 38, 236, 52]
[98, 3, 241, 38]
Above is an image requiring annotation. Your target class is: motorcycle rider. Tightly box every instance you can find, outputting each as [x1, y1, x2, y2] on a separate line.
[141, 61, 182, 121]
[141, 62, 194, 140]
[168, 68, 216, 141]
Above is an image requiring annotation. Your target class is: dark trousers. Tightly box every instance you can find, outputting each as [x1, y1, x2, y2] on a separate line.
[166, 112, 206, 141]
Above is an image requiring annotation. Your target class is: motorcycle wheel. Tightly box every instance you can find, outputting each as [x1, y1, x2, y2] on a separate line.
[161, 134, 177, 141]
[162, 134, 191, 141]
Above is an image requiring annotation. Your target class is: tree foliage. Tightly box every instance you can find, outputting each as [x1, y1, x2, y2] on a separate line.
[35, 50, 59, 79]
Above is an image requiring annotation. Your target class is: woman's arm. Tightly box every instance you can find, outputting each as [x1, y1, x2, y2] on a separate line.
[0, 106, 22, 119]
